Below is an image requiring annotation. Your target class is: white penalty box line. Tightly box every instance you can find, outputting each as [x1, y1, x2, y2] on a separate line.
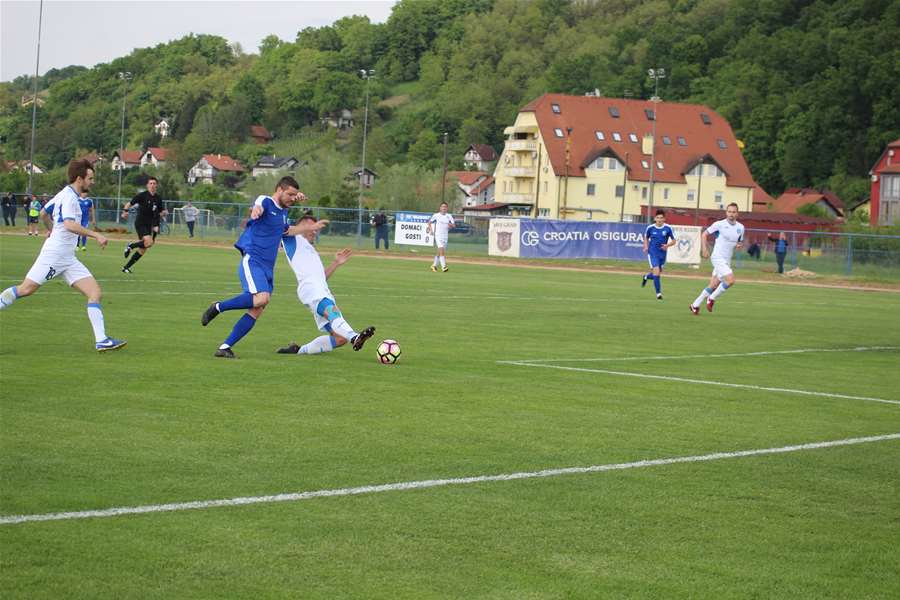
[2, 433, 898, 526]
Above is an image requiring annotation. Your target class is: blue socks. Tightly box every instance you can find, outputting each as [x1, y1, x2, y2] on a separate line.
[218, 292, 254, 312]
[645, 273, 662, 294]
[223, 313, 257, 348]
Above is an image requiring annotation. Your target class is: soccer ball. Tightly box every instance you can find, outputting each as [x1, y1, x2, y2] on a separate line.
[376, 339, 401, 364]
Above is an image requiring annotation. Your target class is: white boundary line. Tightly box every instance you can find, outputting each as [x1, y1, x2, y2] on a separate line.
[500, 346, 899, 364]
[2, 433, 898, 526]
[499, 361, 900, 406]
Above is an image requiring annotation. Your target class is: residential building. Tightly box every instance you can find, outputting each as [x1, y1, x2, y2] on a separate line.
[320, 109, 354, 129]
[187, 154, 245, 185]
[140, 147, 169, 169]
[110, 149, 143, 171]
[352, 167, 378, 188]
[869, 139, 900, 226]
[2, 160, 44, 174]
[463, 144, 498, 171]
[251, 156, 300, 178]
[493, 94, 756, 221]
[249, 125, 273, 145]
[154, 119, 170, 139]
[446, 171, 496, 207]
[772, 188, 844, 219]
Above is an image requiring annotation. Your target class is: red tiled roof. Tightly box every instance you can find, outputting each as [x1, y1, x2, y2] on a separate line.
[463, 202, 508, 211]
[116, 149, 143, 164]
[471, 175, 494, 195]
[654, 206, 835, 226]
[880, 164, 900, 174]
[468, 144, 497, 161]
[752, 182, 775, 206]
[146, 147, 168, 160]
[203, 154, 244, 172]
[447, 170, 488, 186]
[249, 125, 272, 140]
[773, 188, 844, 215]
[520, 94, 754, 187]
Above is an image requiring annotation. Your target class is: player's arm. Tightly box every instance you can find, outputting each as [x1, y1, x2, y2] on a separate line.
[664, 230, 676, 249]
[325, 248, 352, 279]
[642, 227, 650, 253]
[63, 219, 108, 247]
[89, 205, 96, 228]
[426, 216, 435, 234]
[40, 208, 53, 232]
[285, 218, 329, 237]
[448, 216, 456, 229]
[701, 230, 711, 258]
[735, 228, 744, 250]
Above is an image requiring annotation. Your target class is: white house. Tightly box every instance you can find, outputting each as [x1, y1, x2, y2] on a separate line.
[187, 154, 245, 185]
[251, 156, 300, 178]
[352, 167, 378, 188]
[154, 119, 170, 139]
[463, 144, 498, 171]
[321, 109, 354, 130]
[110, 149, 143, 171]
[140, 147, 169, 168]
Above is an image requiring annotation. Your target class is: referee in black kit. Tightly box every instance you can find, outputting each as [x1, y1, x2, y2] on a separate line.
[121, 177, 167, 273]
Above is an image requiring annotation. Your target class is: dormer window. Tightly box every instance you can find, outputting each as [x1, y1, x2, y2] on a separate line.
[551, 103, 561, 114]
[612, 132, 622, 142]
[701, 113, 712, 125]
[656, 161, 664, 170]
[595, 131, 605, 141]
[554, 128, 564, 138]
[609, 107, 620, 118]
[645, 109, 655, 121]
[641, 160, 650, 169]
[677, 136, 687, 146]
[717, 139, 727, 149]
[629, 133, 638, 143]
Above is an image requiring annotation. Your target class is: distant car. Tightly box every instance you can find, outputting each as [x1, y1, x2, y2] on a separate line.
[450, 222, 473, 235]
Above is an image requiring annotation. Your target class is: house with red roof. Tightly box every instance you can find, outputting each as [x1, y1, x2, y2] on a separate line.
[869, 139, 900, 226]
[463, 144, 498, 171]
[140, 147, 169, 169]
[249, 125, 273, 145]
[187, 154, 245, 185]
[494, 94, 756, 221]
[772, 188, 844, 219]
[111, 149, 143, 171]
[445, 171, 499, 208]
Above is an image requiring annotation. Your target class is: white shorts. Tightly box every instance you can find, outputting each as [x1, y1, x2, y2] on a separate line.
[25, 251, 92, 286]
[435, 236, 448, 249]
[711, 257, 733, 279]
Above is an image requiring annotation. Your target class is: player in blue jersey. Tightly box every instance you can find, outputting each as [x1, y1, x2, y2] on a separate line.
[641, 209, 676, 300]
[77, 191, 95, 251]
[200, 176, 327, 358]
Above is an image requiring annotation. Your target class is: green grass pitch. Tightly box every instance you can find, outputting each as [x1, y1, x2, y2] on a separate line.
[1, 234, 899, 599]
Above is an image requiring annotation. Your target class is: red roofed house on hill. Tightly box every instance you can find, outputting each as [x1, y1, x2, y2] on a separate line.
[140, 147, 169, 169]
[493, 93, 756, 221]
[463, 144, 498, 171]
[187, 154, 245, 185]
[772, 188, 844, 219]
[249, 125, 273, 145]
[111, 149, 143, 171]
[869, 139, 900, 226]
[446, 171, 496, 208]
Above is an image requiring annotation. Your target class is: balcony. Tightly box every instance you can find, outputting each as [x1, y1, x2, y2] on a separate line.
[505, 166, 536, 178]
[502, 193, 534, 204]
[506, 140, 537, 152]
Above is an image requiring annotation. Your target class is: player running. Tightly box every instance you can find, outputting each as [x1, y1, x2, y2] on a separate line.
[690, 202, 745, 315]
[427, 201, 455, 272]
[121, 177, 167, 273]
[77, 190, 95, 251]
[641, 209, 676, 300]
[276, 214, 375, 355]
[0, 159, 126, 352]
[200, 177, 326, 358]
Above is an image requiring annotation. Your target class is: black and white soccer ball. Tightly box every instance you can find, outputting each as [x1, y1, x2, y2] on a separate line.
[376, 339, 401, 364]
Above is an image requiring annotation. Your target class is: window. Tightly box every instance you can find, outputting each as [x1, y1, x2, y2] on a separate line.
[642, 187, 648, 200]
[615, 185, 625, 198]
[609, 106, 620, 118]
[662, 136, 672, 145]
[591, 157, 604, 169]
[645, 109, 655, 121]
[715, 191, 724, 204]
[539, 208, 550, 217]
[595, 131, 605, 141]
[717, 139, 727, 149]
[608, 159, 620, 171]
[587, 183, 596, 196]
[701, 113, 712, 125]
[544, 181, 548, 193]
[641, 160, 650, 169]
[629, 133, 639, 143]
[663, 188, 670, 200]
[612, 132, 622, 141]
[707, 164, 721, 177]
[677, 136, 687, 146]
[551, 103, 561, 114]
[657, 161, 664, 170]
[554, 128, 564, 138]
[687, 189, 696, 203]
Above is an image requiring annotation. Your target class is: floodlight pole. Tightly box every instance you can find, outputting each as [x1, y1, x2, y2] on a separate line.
[440, 132, 448, 204]
[646, 67, 665, 223]
[115, 71, 132, 223]
[26, 0, 44, 197]
[357, 69, 374, 247]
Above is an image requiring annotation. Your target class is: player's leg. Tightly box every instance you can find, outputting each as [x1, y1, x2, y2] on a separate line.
[213, 262, 272, 357]
[314, 297, 375, 351]
[707, 270, 735, 305]
[652, 264, 663, 297]
[69, 269, 126, 351]
[203, 257, 266, 325]
[0, 277, 40, 309]
[438, 243, 448, 271]
[691, 275, 719, 313]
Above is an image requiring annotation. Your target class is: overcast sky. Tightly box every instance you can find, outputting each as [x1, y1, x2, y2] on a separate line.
[1, 0, 396, 82]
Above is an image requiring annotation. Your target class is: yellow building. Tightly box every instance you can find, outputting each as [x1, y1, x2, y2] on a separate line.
[494, 94, 756, 221]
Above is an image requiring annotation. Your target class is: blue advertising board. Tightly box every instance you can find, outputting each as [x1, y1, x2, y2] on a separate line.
[518, 219, 647, 260]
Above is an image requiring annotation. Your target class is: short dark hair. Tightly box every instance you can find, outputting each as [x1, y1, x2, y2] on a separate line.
[298, 213, 317, 224]
[67, 159, 93, 184]
[726, 202, 739, 210]
[655, 209, 666, 217]
[276, 176, 299, 191]
[440, 201, 448, 207]
[147, 176, 158, 184]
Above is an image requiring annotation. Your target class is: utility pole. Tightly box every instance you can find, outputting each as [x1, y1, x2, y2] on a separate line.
[356, 69, 374, 247]
[115, 71, 132, 223]
[26, 0, 44, 197]
[646, 67, 665, 223]
[440, 132, 448, 204]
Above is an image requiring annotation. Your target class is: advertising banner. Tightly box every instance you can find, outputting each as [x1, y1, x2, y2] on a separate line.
[394, 212, 433, 246]
[667, 225, 702, 264]
[488, 218, 521, 257]
[518, 220, 646, 260]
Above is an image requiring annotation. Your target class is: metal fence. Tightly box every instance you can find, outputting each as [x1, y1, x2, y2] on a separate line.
[78, 197, 900, 280]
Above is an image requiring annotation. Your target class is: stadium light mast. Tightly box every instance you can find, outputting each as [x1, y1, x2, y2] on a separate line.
[115, 71, 132, 223]
[357, 69, 374, 247]
[646, 67, 665, 223]
[440, 132, 448, 204]
[26, 0, 45, 197]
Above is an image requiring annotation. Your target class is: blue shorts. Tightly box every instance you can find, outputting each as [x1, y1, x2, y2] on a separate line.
[237, 254, 274, 294]
[648, 252, 667, 269]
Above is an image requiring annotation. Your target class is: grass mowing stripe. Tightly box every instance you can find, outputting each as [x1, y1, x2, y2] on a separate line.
[1, 433, 898, 526]
[501, 346, 899, 364]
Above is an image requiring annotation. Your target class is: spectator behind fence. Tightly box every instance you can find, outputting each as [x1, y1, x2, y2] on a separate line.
[371, 209, 389, 250]
[183, 201, 199, 238]
[747, 241, 761, 260]
[2, 192, 16, 227]
[768, 231, 789, 274]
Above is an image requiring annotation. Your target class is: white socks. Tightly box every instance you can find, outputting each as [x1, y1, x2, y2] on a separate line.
[300, 335, 335, 354]
[329, 316, 357, 342]
[86, 303, 107, 342]
[439, 256, 446, 268]
[0, 287, 17, 310]
[709, 282, 730, 300]
[692, 287, 712, 308]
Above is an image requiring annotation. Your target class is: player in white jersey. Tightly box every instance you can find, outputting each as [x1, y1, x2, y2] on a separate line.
[427, 201, 455, 272]
[0, 159, 126, 351]
[276, 214, 375, 355]
[690, 203, 745, 315]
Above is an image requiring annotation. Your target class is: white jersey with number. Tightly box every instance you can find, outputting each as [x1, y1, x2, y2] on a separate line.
[706, 218, 744, 263]
[428, 212, 455, 239]
[42, 185, 82, 256]
[281, 234, 332, 307]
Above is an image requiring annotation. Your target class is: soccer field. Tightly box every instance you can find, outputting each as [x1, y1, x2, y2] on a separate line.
[1, 234, 899, 599]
